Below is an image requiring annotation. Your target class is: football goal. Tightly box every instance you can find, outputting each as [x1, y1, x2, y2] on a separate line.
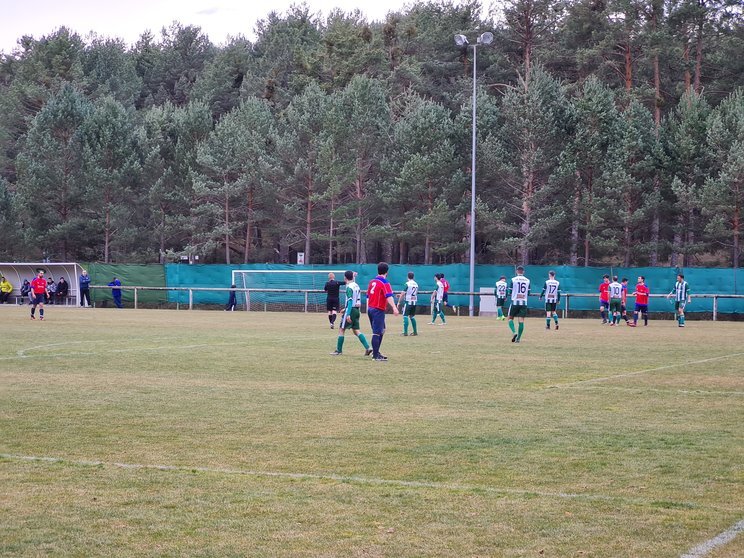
[232, 269, 346, 312]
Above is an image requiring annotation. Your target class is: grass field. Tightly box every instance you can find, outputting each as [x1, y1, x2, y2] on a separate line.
[1, 305, 742, 557]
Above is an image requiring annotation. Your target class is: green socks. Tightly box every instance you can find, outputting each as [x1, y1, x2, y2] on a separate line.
[517, 322, 524, 339]
[403, 316, 409, 335]
[508, 320, 516, 334]
[411, 317, 417, 334]
[336, 336, 344, 353]
[358, 333, 369, 349]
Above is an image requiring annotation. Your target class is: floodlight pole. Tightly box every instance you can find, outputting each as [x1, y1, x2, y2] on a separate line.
[468, 42, 477, 318]
[456, 33, 491, 317]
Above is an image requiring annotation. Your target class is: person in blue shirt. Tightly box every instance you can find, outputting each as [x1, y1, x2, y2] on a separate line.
[108, 277, 123, 308]
[79, 269, 91, 307]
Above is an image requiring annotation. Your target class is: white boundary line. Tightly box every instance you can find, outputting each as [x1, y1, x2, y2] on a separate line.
[680, 519, 744, 558]
[567, 386, 744, 397]
[0, 453, 698, 509]
[0, 343, 243, 361]
[550, 352, 744, 388]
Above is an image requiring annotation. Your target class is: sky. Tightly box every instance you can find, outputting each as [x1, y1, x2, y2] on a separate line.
[0, 0, 412, 54]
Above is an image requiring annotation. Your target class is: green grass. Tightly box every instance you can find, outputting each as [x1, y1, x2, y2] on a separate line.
[1, 306, 742, 557]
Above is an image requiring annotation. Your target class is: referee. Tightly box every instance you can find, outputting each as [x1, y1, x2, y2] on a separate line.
[324, 272, 343, 329]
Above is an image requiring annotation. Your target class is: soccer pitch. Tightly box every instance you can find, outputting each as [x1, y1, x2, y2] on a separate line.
[2, 307, 742, 557]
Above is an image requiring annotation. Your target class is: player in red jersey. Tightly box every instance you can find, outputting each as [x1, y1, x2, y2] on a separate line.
[631, 276, 650, 326]
[30, 270, 49, 320]
[598, 275, 610, 324]
[367, 262, 399, 362]
[440, 273, 450, 308]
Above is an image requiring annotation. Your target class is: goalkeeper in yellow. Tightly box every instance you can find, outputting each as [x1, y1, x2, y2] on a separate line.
[330, 270, 373, 356]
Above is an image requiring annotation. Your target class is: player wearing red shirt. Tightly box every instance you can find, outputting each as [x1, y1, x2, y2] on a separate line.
[366, 262, 399, 361]
[598, 275, 610, 324]
[440, 274, 450, 307]
[30, 270, 49, 320]
[631, 276, 650, 326]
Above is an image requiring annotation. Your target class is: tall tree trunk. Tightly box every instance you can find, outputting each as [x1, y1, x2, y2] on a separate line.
[624, 42, 633, 93]
[328, 196, 334, 265]
[693, 20, 704, 94]
[520, 161, 534, 267]
[159, 209, 166, 264]
[354, 175, 366, 264]
[243, 186, 254, 264]
[672, 223, 683, 267]
[398, 240, 407, 264]
[570, 179, 581, 266]
[733, 203, 740, 269]
[224, 193, 230, 264]
[304, 175, 313, 262]
[650, 179, 661, 266]
[583, 171, 593, 266]
[683, 40, 692, 96]
[382, 231, 393, 263]
[104, 206, 111, 263]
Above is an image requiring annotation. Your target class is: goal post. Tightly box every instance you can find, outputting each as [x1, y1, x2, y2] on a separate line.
[232, 269, 346, 312]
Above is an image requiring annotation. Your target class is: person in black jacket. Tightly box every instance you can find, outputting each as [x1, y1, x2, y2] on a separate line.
[323, 272, 343, 329]
[56, 277, 69, 304]
[225, 285, 237, 311]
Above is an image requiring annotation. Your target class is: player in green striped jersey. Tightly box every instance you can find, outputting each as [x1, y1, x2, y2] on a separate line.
[667, 273, 691, 327]
[539, 270, 560, 330]
[429, 274, 446, 325]
[495, 276, 508, 320]
[508, 266, 530, 343]
[330, 270, 373, 355]
[397, 272, 419, 336]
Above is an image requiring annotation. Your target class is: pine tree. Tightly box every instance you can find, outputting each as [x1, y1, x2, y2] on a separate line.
[702, 89, 744, 267]
[15, 83, 91, 260]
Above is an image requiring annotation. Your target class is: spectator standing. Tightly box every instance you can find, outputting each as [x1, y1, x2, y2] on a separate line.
[79, 269, 91, 307]
[0, 276, 12, 303]
[225, 285, 237, 311]
[108, 277, 123, 308]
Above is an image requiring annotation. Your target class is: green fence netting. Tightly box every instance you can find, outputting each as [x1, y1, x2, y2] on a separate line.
[85, 263, 167, 306]
[162, 263, 743, 314]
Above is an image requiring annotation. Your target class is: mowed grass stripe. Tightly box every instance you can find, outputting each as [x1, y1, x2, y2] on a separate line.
[0, 452, 709, 510]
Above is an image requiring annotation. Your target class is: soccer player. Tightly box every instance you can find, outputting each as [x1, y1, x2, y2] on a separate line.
[429, 274, 446, 325]
[608, 276, 623, 325]
[30, 270, 49, 320]
[331, 271, 372, 356]
[367, 262, 399, 361]
[667, 273, 691, 327]
[495, 275, 508, 321]
[598, 274, 610, 324]
[397, 271, 419, 336]
[507, 266, 530, 343]
[324, 272, 343, 329]
[539, 270, 560, 330]
[440, 273, 450, 308]
[620, 278, 631, 325]
[631, 276, 650, 327]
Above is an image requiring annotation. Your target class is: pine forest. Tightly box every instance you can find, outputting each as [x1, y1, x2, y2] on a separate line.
[0, 0, 742, 268]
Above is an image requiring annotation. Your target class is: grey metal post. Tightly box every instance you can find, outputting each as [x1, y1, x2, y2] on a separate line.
[468, 43, 477, 317]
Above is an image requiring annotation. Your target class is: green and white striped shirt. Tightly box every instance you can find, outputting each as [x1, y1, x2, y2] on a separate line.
[671, 281, 690, 302]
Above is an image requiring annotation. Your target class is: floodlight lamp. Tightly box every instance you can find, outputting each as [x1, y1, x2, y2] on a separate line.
[478, 32, 494, 45]
[454, 34, 468, 47]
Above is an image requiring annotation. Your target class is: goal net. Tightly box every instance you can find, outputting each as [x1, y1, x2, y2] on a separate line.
[232, 269, 346, 312]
